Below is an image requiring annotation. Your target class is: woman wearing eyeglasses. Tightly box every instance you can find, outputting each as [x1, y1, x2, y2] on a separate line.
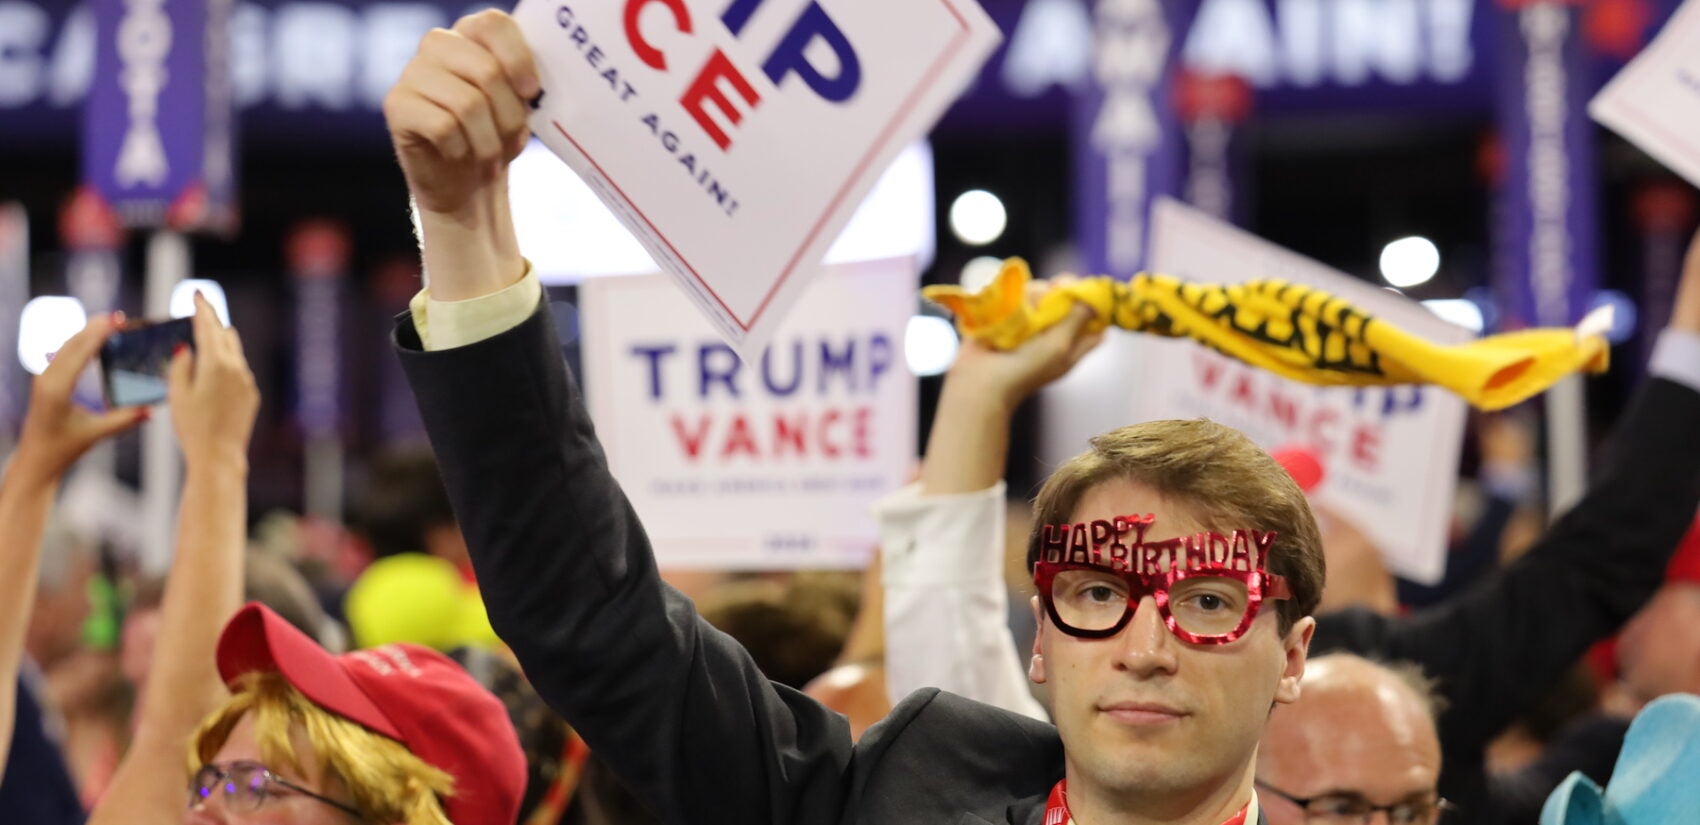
[179, 602, 526, 825]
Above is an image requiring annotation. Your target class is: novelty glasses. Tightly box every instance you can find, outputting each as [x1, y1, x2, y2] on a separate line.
[1034, 561, 1291, 644]
[189, 760, 364, 818]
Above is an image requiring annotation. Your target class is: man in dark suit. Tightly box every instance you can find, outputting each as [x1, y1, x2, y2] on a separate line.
[384, 10, 1325, 824]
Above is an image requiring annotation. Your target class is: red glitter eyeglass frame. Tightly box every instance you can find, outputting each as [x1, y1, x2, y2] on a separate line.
[1033, 561, 1292, 645]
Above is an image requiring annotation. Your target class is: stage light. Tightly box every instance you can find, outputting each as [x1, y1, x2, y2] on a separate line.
[169, 279, 230, 326]
[1421, 299, 1484, 333]
[950, 190, 1007, 246]
[1379, 236, 1440, 288]
[825, 141, 936, 268]
[905, 315, 959, 376]
[19, 296, 88, 375]
[960, 256, 1005, 293]
[1589, 290, 1638, 344]
[497, 140, 938, 284]
[1465, 287, 1500, 331]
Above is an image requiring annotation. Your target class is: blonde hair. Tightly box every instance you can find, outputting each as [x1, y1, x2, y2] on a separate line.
[190, 671, 456, 824]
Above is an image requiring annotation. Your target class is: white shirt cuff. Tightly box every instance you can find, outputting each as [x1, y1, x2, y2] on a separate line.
[411, 263, 542, 351]
[874, 481, 1008, 586]
[1650, 328, 1700, 394]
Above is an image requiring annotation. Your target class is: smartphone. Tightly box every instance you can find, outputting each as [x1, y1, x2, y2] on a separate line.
[99, 317, 195, 408]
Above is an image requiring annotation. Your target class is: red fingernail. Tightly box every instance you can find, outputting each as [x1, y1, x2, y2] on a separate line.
[173, 343, 187, 356]
[136, 407, 151, 422]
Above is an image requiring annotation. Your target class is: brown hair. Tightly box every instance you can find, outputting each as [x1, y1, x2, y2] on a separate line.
[698, 574, 859, 690]
[1027, 419, 1325, 632]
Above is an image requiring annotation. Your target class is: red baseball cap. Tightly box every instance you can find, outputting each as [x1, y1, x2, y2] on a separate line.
[216, 603, 525, 825]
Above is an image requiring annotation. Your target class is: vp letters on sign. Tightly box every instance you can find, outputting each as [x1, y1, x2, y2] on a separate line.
[516, 0, 999, 352]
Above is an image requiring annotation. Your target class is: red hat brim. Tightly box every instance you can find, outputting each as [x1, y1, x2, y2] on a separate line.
[216, 603, 403, 742]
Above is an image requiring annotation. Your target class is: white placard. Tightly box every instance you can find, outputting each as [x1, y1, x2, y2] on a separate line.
[579, 257, 918, 569]
[1140, 199, 1471, 584]
[1590, 0, 1700, 188]
[517, 0, 998, 353]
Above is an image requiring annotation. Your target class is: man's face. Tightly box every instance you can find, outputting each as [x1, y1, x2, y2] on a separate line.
[1256, 660, 1442, 825]
[1031, 478, 1312, 803]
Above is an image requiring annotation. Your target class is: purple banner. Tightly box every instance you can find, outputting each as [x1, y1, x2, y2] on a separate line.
[83, 0, 236, 230]
[1074, 0, 1198, 276]
[294, 276, 342, 437]
[1, 0, 1683, 149]
[1177, 71, 1254, 227]
[289, 221, 349, 438]
[1492, 1, 1600, 328]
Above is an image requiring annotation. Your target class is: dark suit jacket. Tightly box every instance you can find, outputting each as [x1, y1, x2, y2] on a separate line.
[398, 305, 1275, 825]
[1312, 374, 1700, 819]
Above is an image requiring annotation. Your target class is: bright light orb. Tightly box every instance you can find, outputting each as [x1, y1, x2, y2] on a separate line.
[905, 315, 960, 376]
[960, 256, 1005, 293]
[169, 279, 231, 326]
[950, 190, 1007, 246]
[1421, 299, 1484, 333]
[20, 296, 89, 376]
[1379, 236, 1441, 288]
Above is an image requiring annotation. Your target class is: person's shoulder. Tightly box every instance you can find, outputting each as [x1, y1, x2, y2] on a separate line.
[847, 688, 1061, 820]
[866, 687, 1056, 742]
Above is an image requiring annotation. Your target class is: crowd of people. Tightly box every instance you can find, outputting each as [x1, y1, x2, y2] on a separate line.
[4, 9, 1700, 825]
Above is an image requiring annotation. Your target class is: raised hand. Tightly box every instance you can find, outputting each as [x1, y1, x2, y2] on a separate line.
[385, 10, 539, 301]
[13, 313, 150, 487]
[166, 294, 258, 469]
[945, 278, 1106, 416]
[921, 280, 1105, 497]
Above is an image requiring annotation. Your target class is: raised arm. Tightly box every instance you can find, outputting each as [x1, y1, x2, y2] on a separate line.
[0, 316, 148, 781]
[1311, 229, 1700, 756]
[879, 301, 1099, 718]
[88, 296, 257, 825]
[389, 12, 860, 824]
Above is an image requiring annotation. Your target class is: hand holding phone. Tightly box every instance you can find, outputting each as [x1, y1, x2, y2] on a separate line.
[12, 314, 151, 486]
[99, 317, 195, 408]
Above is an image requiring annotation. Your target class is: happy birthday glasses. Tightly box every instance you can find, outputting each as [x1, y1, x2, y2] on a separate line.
[1033, 515, 1291, 645]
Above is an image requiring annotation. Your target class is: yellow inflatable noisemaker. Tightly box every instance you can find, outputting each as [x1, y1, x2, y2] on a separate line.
[921, 259, 1610, 412]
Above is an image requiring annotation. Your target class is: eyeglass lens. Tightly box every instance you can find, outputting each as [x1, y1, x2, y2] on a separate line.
[1305, 795, 1444, 825]
[1050, 568, 1251, 636]
[191, 762, 272, 812]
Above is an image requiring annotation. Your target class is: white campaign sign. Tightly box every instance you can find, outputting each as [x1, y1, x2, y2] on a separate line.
[1141, 199, 1470, 584]
[579, 257, 918, 569]
[1590, 0, 1700, 188]
[516, 0, 998, 352]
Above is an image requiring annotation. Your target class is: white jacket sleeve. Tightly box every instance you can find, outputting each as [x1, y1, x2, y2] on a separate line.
[873, 481, 1049, 721]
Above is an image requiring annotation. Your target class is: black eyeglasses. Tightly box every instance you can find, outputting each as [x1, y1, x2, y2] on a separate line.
[1256, 780, 1455, 825]
[189, 760, 365, 820]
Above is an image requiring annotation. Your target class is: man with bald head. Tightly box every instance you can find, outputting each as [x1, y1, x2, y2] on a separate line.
[1256, 654, 1449, 825]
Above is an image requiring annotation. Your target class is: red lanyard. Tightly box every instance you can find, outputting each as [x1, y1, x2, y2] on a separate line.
[1043, 781, 1250, 825]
